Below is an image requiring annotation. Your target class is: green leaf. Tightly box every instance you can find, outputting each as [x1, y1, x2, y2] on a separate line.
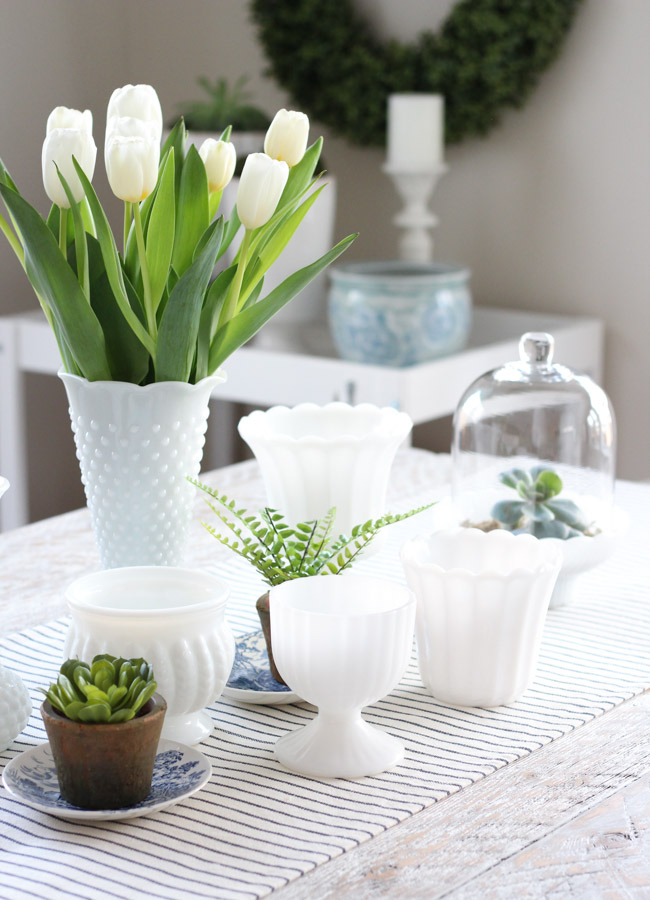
[171, 143, 210, 276]
[545, 498, 590, 532]
[0, 182, 111, 380]
[535, 469, 563, 499]
[195, 265, 235, 382]
[146, 149, 176, 314]
[491, 499, 526, 526]
[218, 205, 242, 261]
[55, 166, 89, 297]
[76, 700, 112, 723]
[277, 138, 322, 210]
[72, 159, 155, 358]
[209, 232, 356, 371]
[156, 216, 224, 382]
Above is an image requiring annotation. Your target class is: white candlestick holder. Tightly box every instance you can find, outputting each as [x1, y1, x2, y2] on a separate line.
[383, 164, 447, 263]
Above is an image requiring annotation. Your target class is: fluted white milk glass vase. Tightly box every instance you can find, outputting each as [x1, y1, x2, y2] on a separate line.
[238, 403, 412, 540]
[63, 567, 235, 745]
[401, 528, 562, 707]
[270, 574, 416, 778]
[60, 372, 225, 569]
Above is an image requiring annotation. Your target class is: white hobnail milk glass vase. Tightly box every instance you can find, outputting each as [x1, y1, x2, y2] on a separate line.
[63, 567, 235, 745]
[401, 528, 562, 707]
[238, 402, 412, 541]
[270, 574, 416, 778]
[0, 476, 32, 750]
[59, 372, 225, 569]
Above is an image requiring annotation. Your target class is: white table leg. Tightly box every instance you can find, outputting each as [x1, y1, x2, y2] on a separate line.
[0, 317, 29, 530]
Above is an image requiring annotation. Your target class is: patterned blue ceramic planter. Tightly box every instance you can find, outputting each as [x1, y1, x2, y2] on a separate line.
[328, 261, 472, 367]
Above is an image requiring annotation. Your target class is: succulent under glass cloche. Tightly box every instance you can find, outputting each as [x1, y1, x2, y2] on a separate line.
[450, 332, 616, 537]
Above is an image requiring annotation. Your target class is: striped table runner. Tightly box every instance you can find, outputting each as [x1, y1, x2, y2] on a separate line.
[0, 480, 648, 900]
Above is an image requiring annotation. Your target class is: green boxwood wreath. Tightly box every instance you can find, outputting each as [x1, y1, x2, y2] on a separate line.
[251, 0, 584, 147]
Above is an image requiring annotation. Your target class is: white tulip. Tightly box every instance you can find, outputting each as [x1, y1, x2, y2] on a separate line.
[236, 152, 289, 230]
[105, 135, 159, 203]
[264, 109, 309, 167]
[46, 106, 93, 135]
[104, 115, 160, 156]
[107, 84, 163, 141]
[42, 127, 97, 208]
[199, 138, 236, 193]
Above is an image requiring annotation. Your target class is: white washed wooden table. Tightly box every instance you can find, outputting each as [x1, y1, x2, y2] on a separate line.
[0, 448, 648, 898]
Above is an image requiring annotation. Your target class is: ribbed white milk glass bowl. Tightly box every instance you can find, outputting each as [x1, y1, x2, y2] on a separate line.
[238, 402, 412, 552]
[401, 529, 562, 707]
[270, 574, 416, 778]
[63, 567, 235, 745]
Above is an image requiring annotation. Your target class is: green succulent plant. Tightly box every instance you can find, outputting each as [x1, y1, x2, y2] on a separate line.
[179, 75, 271, 132]
[491, 466, 595, 539]
[41, 654, 157, 724]
[192, 480, 434, 585]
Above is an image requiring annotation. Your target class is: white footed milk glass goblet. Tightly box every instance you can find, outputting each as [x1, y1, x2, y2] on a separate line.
[270, 575, 415, 778]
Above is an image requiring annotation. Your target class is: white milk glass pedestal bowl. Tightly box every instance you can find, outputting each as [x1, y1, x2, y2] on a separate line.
[63, 567, 235, 744]
[401, 529, 562, 707]
[238, 403, 412, 545]
[270, 575, 415, 778]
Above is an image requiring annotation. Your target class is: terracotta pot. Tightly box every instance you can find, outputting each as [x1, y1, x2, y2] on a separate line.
[41, 693, 166, 810]
[256, 592, 286, 685]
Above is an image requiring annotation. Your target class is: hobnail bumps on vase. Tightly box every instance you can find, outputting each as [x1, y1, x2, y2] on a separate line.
[0, 662, 32, 751]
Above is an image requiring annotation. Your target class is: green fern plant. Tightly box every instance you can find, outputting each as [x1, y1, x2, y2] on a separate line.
[191, 479, 434, 585]
[179, 75, 271, 132]
[41, 655, 157, 724]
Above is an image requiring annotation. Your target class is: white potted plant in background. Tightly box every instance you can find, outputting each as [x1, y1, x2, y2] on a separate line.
[0, 83, 355, 569]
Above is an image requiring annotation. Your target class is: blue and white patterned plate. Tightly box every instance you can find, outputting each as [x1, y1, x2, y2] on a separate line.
[2, 739, 211, 822]
[223, 629, 301, 705]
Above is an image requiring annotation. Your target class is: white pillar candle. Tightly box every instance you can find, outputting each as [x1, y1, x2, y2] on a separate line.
[386, 93, 444, 171]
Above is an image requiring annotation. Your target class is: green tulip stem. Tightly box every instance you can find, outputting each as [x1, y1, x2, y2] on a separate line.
[0, 211, 24, 266]
[58, 207, 68, 257]
[133, 201, 156, 341]
[123, 201, 132, 256]
[220, 228, 252, 327]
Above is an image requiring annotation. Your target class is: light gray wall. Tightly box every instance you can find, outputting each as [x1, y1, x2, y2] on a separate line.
[1, 0, 648, 521]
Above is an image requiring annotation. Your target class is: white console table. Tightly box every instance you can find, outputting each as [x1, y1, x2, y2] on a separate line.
[0, 307, 603, 531]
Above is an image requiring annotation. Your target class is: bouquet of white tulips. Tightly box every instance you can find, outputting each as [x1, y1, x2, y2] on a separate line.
[0, 84, 355, 384]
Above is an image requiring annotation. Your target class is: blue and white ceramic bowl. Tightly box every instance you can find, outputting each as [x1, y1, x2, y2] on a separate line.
[328, 261, 472, 367]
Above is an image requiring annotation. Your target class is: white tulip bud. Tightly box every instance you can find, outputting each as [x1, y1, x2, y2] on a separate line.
[199, 138, 236, 193]
[42, 128, 97, 208]
[107, 84, 163, 141]
[104, 115, 160, 156]
[105, 135, 159, 203]
[46, 106, 93, 135]
[264, 109, 309, 167]
[236, 152, 289, 230]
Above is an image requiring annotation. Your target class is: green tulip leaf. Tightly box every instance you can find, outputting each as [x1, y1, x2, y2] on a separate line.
[195, 265, 236, 382]
[72, 160, 155, 358]
[156, 216, 224, 382]
[55, 166, 89, 297]
[0, 183, 111, 381]
[171, 143, 210, 276]
[146, 149, 175, 314]
[209, 232, 357, 371]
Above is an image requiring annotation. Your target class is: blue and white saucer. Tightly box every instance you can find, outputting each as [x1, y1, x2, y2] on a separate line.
[2, 739, 211, 822]
[223, 629, 301, 705]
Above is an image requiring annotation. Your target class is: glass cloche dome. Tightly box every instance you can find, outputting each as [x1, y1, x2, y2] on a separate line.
[451, 332, 616, 538]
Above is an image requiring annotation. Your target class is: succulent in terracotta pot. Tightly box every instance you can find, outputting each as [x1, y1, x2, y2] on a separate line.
[40, 654, 165, 809]
[192, 480, 433, 684]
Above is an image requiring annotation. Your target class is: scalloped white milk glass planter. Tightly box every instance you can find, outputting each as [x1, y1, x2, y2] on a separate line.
[59, 372, 225, 569]
[401, 528, 562, 707]
[270, 575, 416, 778]
[63, 567, 235, 745]
[238, 403, 412, 540]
